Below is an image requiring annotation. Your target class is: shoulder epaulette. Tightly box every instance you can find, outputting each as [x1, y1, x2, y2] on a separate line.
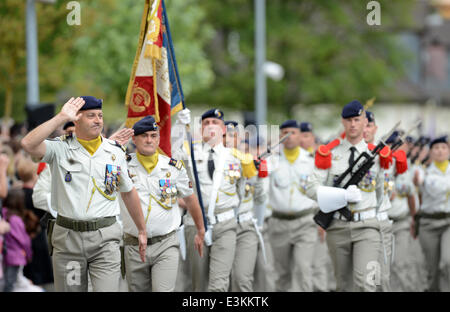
[315, 138, 341, 169]
[57, 132, 73, 142]
[392, 150, 408, 174]
[169, 158, 183, 170]
[368, 144, 392, 169]
[108, 140, 127, 153]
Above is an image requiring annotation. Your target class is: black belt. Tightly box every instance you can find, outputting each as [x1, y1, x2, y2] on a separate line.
[418, 212, 450, 220]
[56, 215, 116, 232]
[272, 208, 315, 220]
[123, 230, 176, 246]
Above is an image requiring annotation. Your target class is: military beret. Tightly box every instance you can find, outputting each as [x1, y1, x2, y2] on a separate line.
[63, 121, 75, 130]
[386, 131, 399, 144]
[201, 108, 224, 121]
[80, 96, 103, 111]
[132, 115, 158, 136]
[299, 122, 313, 132]
[366, 111, 375, 123]
[225, 120, 238, 130]
[341, 100, 364, 119]
[280, 120, 299, 130]
[429, 135, 448, 148]
[405, 136, 414, 144]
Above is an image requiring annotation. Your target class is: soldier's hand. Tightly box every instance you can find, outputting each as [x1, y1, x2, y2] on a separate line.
[109, 128, 134, 146]
[60, 97, 85, 122]
[177, 108, 191, 125]
[138, 231, 147, 262]
[0, 154, 10, 171]
[318, 226, 326, 243]
[194, 229, 205, 258]
[410, 218, 417, 239]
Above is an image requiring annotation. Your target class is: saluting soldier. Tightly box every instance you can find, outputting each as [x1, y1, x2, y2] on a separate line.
[172, 108, 254, 292]
[267, 120, 318, 292]
[415, 135, 450, 291]
[21, 96, 147, 292]
[120, 116, 205, 292]
[306, 100, 387, 292]
[223, 120, 268, 292]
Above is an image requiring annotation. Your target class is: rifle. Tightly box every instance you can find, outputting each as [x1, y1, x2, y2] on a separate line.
[409, 136, 431, 164]
[253, 132, 292, 170]
[390, 121, 421, 152]
[313, 122, 401, 230]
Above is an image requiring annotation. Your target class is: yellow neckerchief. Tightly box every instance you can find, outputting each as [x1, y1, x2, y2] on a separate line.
[434, 160, 449, 174]
[284, 146, 300, 164]
[137, 151, 159, 174]
[77, 136, 102, 156]
[307, 146, 314, 155]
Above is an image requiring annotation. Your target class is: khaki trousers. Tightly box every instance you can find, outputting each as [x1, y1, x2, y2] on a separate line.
[253, 218, 276, 292]
[268, 213, 317, 292]
[51, 222, 122, 292]
[185, 218, 237, 292]
[124, 232, 179, 292]
[418, 217, 450, 291]
[312, 235, 335, 291]
[326, 218, 382, 292]
[231, 220, 259, 292]
[377, 219, 393, 292]
[390, 217, 426, 291]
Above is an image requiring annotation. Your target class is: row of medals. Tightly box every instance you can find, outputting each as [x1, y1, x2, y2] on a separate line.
[225, 168, 241, 184]
[161, 183, 178, 205]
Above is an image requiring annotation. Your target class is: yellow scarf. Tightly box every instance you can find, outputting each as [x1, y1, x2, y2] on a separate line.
[284, 147, 300, 164]
[307, 146, 314, 155]
[435, 160, 449, 174]
[137, 151, 159, 174]
[77, 136, 102, 156]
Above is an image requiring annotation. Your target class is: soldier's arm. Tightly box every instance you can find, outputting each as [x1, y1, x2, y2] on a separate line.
[21, 97, 85, 159]
[183, 194, 205, 257]
[305, 166, 329, 201]
[32, 166, 51, 211]
[120, 188, 147, 261]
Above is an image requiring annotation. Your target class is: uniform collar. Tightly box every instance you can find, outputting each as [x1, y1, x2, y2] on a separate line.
[128, 153, 169, 170]
[341, 138, 366, 154]
[202, 142, 224, 154]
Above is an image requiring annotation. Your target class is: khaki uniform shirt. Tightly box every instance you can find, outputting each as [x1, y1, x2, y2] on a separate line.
[42, 135, 133, 220]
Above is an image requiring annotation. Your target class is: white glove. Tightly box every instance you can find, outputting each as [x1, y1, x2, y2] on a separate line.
[177, 108, 191, 125]
[345, 185, 362, 203]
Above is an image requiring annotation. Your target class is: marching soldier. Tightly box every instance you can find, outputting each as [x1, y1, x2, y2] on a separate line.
[386, 136, 423, 291]
[415, 135, 450, 291]
[224, 121, 268, 292]
[172, 108, 254, 292]
[299, 121, 336, 292]
[363, 111, 395, 292]
[267, 120, 318, 292]
[119, 116, 205, 292]
[21, 96, 147, 292]
[306, 100, 387, 292]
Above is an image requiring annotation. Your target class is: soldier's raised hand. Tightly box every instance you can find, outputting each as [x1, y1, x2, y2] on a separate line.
[109, 128, 134, 146]
[60, 97, 85, 122]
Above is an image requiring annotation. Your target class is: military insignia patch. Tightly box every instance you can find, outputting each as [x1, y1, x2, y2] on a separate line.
[169, 158, 183, 170]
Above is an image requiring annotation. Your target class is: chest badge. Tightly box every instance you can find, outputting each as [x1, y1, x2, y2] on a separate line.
[112, 154, 116, 161]
[166, 172, 171, 178]
[65, 171, 72, 182]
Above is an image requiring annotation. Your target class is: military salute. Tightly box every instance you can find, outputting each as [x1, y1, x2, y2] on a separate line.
[119, 116, 205, 292]
[267, 120, 318, 291]
[21, 96, 147, 292]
